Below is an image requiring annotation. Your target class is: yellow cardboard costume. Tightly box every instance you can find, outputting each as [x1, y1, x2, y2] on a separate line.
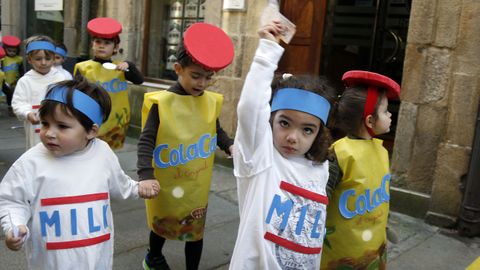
[321, 137, 390, 270]
[142, 90, 223, 241]
[74, 60, 130, 149]
[2, 55, 23, 87]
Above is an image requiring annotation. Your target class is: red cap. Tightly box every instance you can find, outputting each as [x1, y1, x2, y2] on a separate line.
[342, 70, 400, 99]
[87, 17, 122, 39]
[0, 47, 5, 58]
[2, 35, 21, 47]
[183, 23, 234, 71]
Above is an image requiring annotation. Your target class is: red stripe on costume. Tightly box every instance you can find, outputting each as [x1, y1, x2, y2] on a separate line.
[41, 193, 109, 206]
[35, 128, 40, 133]
[46, 233, 110, 250]
[264, 232, 321, 254]
[280, 181, 328, 205]
[32, 105, 41, 109]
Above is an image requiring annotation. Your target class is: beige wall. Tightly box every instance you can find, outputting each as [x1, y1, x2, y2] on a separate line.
[391, 0, 480, 226]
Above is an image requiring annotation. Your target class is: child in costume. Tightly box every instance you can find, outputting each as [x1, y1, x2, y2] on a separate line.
[54, 43, 73, 80]
[0, 77, 160, 269]
[229, 21, 336, 269]
[74, 17, 144, 150]
[137, 22, 234, 270]
[1, 35, 24, 115]
[0, 47, 7, 106]
[321, 70, 401, 270]
[11, 35, 69, 149]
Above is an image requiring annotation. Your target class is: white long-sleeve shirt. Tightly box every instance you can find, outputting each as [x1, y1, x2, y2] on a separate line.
[11, 68, 67, 149]
[0, 139, 139, 270]
[229, 39, 329, 269]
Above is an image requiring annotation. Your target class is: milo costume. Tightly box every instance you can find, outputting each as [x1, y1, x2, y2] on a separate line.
[74, 17, 143, 150]
[1, 36, 23, 89]
[139, 23, 234, 242]
[322, 71, 400, 270]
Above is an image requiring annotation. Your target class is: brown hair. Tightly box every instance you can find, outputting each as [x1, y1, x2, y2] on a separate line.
[332, 85, 386, 137]
[24, 35, 56, 58]
[270, 74, 337, 163]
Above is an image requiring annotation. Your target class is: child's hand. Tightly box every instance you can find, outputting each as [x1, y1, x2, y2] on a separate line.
[5, 225, 27, 251]
[116, 62, 129, 71]
[27, 112, 39, 124]
[227, 144, 235, 159]
[258, 21, 284, 43]
[138, 179, 160, 199]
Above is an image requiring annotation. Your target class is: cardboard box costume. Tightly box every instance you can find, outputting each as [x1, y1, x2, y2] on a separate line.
[74, 17, 130, 150]
[321, 71, 400, 270]
[141, 23, 234, 241]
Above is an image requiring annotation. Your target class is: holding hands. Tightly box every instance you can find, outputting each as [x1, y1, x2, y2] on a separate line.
[138, 179, 160, 199]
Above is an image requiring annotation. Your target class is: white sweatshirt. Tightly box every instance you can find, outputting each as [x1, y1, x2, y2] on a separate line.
[229, 39, 329, 270]
[11, 68, 68, 149]
[0, 139, 139, 270]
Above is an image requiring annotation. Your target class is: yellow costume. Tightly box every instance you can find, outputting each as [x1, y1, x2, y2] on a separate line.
[321, 137, 390, 270]
[74, 60, 130, 149]
[2, 55, 23, 87]
[142, 90, 223, 241]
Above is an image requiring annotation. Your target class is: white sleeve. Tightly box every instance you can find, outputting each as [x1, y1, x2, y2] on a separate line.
[106, 148, 139, 200]
[233, 39, 284, 177]
[0, 162, 32, 235]
[11, 78, 32, 120]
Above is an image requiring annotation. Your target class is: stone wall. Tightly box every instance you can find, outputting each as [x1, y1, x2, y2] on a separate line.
[392, 0, 480, 226]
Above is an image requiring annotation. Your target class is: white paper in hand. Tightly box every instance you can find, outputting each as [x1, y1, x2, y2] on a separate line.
[8, 212, 19, 238]
[260, 2, 296, 44]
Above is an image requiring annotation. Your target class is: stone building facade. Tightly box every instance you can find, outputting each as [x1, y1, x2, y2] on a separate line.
[1, 0, 479, 229]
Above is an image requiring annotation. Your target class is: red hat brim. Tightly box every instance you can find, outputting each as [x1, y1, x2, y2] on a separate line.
[2, 35, 21, 47]
[87, 17, 122, 39]
[183, 23, 234, 71]
[0, 47, 5, 58]
[342, 70, 400, 99]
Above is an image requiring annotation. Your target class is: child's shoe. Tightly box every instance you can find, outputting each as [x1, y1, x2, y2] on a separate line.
[7, 106, 14, 117]
[142, 250, 171, 270]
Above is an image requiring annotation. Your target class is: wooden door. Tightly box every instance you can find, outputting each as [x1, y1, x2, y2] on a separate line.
[278, 0, 327, 75]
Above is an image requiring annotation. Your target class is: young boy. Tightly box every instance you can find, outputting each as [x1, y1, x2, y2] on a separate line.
[137, 22, 234, 270]
[1, 35, 24, 115]
[74, 17, 144, 150]
[54, 43, 73, 80]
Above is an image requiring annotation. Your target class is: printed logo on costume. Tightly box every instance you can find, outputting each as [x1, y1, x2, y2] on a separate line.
[153, 133, 217, 168]
[38, 193, 111, 250]
[3, 63, 19, 72]
[96, 78, 128, 93]
[265, 180, 328, 269]
[339, 173, 390, 219]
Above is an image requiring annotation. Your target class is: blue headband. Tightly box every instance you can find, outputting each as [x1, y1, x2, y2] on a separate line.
[44, 87, 104, 127]
[55, 47, 67, 57]
[26, 41, 56, 54]
[271, 88, 331, 124]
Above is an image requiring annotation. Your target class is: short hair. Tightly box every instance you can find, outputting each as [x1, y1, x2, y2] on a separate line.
[39, 76, 111, 132]
[332, 85, 386, 137]
[270, 74, 337, 163]
[175, 39, 195, 68]
[24, 35, 56, 57]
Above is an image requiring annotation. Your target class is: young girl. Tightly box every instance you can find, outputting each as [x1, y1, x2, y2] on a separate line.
[11, 35, 69, 149]
[1, 35, 24, 115]
[0, 77, 159, 269]
[74, 17, 144, 150]
[229, 21, 336, 269]
[321, 70, 400, 270]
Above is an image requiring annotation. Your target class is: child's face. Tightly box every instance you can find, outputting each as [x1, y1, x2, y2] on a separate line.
[174, 63, 214, 96]
[54, 54, 65, 66]
[40, 106, 97, 157]
[272, 109, 321, 159]
[28, 51, 54, 75]
[92, 38, 117, 60]
[4, 46, 18, 57]
[371, 95, 392, 135]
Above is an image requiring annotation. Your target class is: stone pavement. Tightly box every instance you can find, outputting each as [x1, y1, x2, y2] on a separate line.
[0, 100, 479, 269]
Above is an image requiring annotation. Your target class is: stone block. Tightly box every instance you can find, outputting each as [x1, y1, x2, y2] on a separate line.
[400, 44, 425, 103]
[406, 0, 436, 44]
[406, 104, 447, 193]
[429, 143, 470, 217]
[418, 47, 452, 104]
[392, 102, 418, 174]
[434, 0, 461, 48]
[453, 1, 480, 74]
[446, 73, 480, 147]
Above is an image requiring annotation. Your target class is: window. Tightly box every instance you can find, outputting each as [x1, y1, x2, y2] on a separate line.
[143, 0, 206, 82]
